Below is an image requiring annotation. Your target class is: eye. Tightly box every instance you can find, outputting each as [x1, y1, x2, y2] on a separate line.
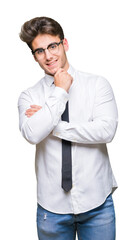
[36, 49, 44, 55]
[48, 44, 57, 50]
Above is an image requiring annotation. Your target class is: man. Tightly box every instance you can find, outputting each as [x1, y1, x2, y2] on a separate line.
[18, 17, 118, 240]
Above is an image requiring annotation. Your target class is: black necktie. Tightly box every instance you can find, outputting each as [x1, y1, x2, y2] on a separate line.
[61, 102, 72, 192]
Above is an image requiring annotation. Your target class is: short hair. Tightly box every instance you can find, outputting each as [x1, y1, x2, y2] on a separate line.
[19, 17, 64, 50]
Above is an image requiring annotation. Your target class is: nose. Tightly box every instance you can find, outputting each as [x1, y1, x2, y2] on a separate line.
[44, 49, 53, 60]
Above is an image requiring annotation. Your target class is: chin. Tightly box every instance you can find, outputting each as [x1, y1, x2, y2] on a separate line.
[44, 70, 55, 76]
[46, 67, 59, 76]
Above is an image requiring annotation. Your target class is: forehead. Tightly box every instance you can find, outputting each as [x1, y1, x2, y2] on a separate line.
[32, 34, 60, 49]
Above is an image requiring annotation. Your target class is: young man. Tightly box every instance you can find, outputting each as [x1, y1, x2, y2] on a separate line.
[18, 17, 118, 240]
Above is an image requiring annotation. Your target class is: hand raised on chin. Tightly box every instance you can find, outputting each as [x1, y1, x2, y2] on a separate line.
[25, 68, 73, 118]
[54, 68, 73, 92]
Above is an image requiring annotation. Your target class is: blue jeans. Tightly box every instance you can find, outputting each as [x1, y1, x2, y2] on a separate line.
[37, 194, 116, 240]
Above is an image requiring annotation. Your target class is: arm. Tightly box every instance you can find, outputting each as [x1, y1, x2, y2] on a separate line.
[18, 87, 69, 144]
[52, 77, 118, 144]
[18, 69, 73, 145]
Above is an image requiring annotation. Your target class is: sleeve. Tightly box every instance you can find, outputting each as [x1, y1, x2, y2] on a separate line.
[18, 87, 69, 144]
[52, 77, 118, 144]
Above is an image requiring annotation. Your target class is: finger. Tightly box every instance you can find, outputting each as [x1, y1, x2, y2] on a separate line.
[25, 105, 42, 116]
[25, 108, 39, 115]
[25, 112, 32, 117]
[25, 111, 36, 117]
[26, 113, 32, 117]
[26, 109, 37, 114]
[30, 105, 42, 109]
[27, 107, 42, 112]
[54, 68, 65, 76]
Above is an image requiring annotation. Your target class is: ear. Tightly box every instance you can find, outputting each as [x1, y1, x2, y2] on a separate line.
[63, 38, 69, 52]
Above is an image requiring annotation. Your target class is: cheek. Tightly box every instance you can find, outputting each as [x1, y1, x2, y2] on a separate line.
[59, 51, 67, 62]
[38, 61, 47, 70]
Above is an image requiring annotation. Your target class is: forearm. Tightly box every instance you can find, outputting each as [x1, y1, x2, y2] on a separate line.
[53, 76, 118, 144]
[18, 87, 69, 144]
[52, 117, 118, 144]
[21, 105, 55, 144]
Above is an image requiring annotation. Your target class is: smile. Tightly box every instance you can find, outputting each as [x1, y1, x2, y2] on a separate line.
[47, 60, 58, 67]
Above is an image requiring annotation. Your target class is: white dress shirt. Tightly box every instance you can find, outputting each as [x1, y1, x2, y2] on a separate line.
[18, 65, 118, 214]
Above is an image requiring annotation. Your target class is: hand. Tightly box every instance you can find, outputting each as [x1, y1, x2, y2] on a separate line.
[25, 105, 42, 117]
[54, 68, 73, 92]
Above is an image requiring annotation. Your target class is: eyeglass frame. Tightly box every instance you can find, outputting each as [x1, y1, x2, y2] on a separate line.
[31, 40, 64, 56]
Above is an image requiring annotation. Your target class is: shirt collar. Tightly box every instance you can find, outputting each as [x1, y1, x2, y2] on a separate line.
[44, 64, 75, 87]
[44, 74, 54, 87]
[67, 64, 75, 77]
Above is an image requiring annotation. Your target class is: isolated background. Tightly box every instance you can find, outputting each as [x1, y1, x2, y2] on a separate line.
[0, 0, 136, 239]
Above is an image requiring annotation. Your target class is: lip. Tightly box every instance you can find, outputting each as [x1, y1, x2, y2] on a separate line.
[46, 59, 58, 67]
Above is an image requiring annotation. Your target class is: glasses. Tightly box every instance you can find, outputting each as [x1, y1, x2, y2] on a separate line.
[32, 40, 63, 60]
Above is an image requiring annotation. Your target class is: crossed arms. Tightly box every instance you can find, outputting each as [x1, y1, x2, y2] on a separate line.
[18, 72, 118, 145]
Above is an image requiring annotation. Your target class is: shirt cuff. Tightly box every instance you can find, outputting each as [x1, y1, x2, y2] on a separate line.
[53, 121, 72, 140]
[51, 87, 69, 104]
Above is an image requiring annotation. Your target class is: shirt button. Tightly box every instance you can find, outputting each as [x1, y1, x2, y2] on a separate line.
[55, 132, 59, 136]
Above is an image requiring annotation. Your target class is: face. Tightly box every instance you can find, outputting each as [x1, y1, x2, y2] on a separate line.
[31, 34, 69, 76]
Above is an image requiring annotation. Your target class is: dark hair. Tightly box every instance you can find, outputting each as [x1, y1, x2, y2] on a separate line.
[19, 17, 64, 50]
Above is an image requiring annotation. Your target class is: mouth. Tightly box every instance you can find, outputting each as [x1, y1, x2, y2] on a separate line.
[46, 59, 58, 67]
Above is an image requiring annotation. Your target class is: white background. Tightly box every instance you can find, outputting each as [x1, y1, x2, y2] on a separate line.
[0, 0, 136, 239]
